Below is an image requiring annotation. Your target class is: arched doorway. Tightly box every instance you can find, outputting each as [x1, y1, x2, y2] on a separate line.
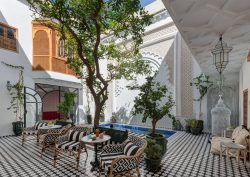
[24, 87, 42, 128]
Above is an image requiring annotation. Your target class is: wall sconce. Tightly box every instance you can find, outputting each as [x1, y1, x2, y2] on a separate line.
[6, 81, 12, 91]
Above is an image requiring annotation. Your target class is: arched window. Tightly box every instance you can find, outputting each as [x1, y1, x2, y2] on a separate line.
[58, 38, 65, 57]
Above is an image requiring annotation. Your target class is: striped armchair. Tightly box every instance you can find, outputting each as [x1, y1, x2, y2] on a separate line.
[100, 135, 147, 177]
[40, 124, 72, 157]
[22, 121, 48, 146]
[54, 126, 92, 168]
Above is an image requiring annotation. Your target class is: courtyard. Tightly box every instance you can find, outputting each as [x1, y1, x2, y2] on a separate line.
[1, 0, 250, 176]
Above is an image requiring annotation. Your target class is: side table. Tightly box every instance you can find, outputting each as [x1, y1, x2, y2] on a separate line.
[220, 141, 247, 166]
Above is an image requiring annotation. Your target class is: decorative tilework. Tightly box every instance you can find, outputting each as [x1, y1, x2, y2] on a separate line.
[0, 132, 250, 176]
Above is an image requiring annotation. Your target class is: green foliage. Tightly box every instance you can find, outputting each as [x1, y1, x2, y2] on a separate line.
[2, 62, 24, 122]
[57, 92, 77, 120]
[145, 138, 163, 159]
[190, 119, 203, 129]
[191, 73, 213, 102]
[130, 76, 175, 135]
[185, 119, 192, 126]
[27, 0, 153, 126]
[190, 119, 198, 129]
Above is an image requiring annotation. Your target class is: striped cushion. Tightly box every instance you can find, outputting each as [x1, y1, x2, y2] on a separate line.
[101, 152, 125, 169]
[68, 130, 86, 142]
[123, 141, 140, 156]
[35, 122, 47, 130]
[56, 141, 80, 150]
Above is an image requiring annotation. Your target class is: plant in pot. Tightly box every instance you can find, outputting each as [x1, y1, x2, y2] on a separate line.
[144, 138, 163, 171]
[172, 118, 183, 131]
[130, 76, 175, 171]
[57, 92, 77, 125]
[3, 62, 25, 136]
[190, 73, 213, 119]
[190, 119, 204, 135]
[185, 119, 192, 133]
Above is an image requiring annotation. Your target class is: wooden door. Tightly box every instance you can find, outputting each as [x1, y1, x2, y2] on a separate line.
[243, 89, 248, 127]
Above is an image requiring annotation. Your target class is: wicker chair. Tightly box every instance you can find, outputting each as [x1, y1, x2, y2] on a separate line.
[40, 124, 72, 157]
[54, 126, 92, 168]
[22, 121, 48, 146]
[100, 135, 147, 177]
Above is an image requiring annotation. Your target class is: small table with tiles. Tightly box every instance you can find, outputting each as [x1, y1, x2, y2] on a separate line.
[82, 134, 111, 171]
[220, 141, 247, 166]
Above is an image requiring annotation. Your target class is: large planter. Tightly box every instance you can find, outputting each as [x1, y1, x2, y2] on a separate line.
[145, 157, 161, 171]
[191, 120, 203, 135]
[190, 127, 200, 135]
[146, 133, 167, 155]
[12, 121, 23, 136]
[185, 125, 191, 133]
[87, 115, 92, 124]
[197, 120, 204, 134]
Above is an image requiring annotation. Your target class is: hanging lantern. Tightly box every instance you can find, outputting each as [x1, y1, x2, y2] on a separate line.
[211, 35, 232, 74]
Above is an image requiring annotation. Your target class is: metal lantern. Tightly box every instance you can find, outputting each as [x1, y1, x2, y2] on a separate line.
[211, 35, 232, 74]
[6, 81, 12, 91]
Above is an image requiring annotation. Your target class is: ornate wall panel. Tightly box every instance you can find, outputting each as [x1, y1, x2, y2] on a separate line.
[180, 38, 193, 118]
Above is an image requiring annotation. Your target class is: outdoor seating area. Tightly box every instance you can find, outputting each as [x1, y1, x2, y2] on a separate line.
[0, 131, 250, 176]
[1, 0, 250, 176]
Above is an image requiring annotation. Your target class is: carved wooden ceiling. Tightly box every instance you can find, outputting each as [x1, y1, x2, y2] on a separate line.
[162, 0, 250, 75]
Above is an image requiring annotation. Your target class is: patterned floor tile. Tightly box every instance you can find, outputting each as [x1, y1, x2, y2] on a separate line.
[0, 132, 250, 176]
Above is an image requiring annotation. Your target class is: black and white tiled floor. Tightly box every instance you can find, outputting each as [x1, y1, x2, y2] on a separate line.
[0, 132, 250, 177]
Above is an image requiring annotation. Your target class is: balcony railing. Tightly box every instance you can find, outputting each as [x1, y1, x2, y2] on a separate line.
[33, 55, 76, 76]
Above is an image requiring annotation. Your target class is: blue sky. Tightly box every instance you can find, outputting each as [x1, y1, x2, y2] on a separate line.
[140, 0, 155, 7]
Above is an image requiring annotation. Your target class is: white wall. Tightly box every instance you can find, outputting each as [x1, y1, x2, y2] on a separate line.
[0, 0, 34, 136]
[239, 60, 250, 128]
[0, 0, 83, 136]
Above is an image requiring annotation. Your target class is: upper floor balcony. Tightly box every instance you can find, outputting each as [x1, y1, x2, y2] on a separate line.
[32, 21, 76, 76]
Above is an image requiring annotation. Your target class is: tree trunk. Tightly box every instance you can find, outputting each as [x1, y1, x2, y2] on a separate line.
[152, 119, 156, 135]
[94, 99, 101, 127]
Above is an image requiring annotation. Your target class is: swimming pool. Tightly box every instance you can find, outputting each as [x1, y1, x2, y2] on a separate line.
[100, 123, 176, 139]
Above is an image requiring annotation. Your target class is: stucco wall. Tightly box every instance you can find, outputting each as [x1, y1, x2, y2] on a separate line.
[0, 0, 34, 136]
[239, 60, 250, 128]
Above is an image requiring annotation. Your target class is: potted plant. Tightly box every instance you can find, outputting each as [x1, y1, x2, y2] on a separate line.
[144, 138, 163, 171]
[3, 62, 25, 136]
[185, 119, 192, 133]
[190, 73, 213, 119]
[57, 92, 77, 124]
[172, 118, 183, 131]
[190, 119, 204, 135]
[131, 76, 175, 158]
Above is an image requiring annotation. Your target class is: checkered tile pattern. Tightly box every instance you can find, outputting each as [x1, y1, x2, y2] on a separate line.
[0, 132, 250, 176]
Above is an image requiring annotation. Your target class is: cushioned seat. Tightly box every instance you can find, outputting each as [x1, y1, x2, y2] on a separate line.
[100, 135, 147, 177]
[56, 141, 80, 150]
[210, 126, 249, 155]
[101, 152, 125, 170]
[54, 126, 91, 168]
[40, 124, 72, 157]
[22, 121, 48, 146]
